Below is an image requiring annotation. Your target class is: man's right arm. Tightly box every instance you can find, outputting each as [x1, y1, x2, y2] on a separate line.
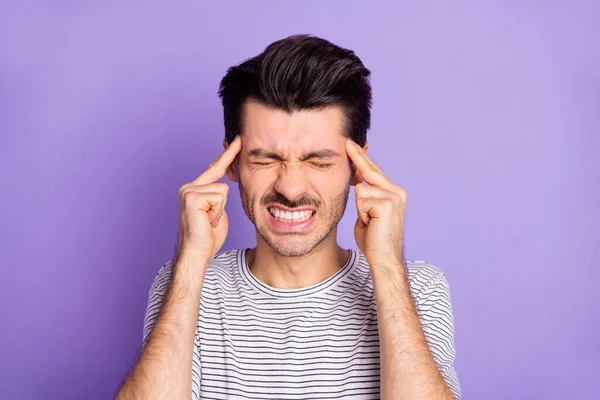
[117, 134, 243, 399]
[116, 253, 209, 400]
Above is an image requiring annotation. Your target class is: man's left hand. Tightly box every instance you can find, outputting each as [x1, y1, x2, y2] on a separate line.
[345, 139, 407, 269]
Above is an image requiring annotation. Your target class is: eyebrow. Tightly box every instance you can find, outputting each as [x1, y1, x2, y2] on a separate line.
[247, 148, 342, 161]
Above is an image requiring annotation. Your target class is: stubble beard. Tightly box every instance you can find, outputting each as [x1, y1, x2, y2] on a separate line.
[238, 178, 351, 258]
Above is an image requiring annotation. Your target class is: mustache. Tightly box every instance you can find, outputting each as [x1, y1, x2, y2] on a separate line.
[261, 192, 321, 209]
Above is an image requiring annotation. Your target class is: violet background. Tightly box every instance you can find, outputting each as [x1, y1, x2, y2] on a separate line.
[1, 1, 599, 399]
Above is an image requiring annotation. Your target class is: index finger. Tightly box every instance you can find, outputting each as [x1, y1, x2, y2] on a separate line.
[345, 139, 391, 187]
[193, 135, 243, 185]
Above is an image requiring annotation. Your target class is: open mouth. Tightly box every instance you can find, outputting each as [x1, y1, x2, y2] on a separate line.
[268, 207, 316, 223]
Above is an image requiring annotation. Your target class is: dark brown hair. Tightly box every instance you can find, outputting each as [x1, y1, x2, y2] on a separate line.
[218, 34, 372, 146]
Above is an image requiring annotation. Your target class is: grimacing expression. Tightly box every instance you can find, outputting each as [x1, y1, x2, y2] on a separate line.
[226, 101, 361, 257]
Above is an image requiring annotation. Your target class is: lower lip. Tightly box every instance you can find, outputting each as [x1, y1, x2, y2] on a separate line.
[266, 209, 316, 232]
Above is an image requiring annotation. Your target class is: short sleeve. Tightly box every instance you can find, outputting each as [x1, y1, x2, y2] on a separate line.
[191, 333, 201, 399]
[141, 260, 202, 400]
[414, 265, 462, 400]
[142, 260, 173, 348]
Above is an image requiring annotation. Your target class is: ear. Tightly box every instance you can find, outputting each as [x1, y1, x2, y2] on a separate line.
[223, 139, 239, 182]
[349, 142, 368, 186]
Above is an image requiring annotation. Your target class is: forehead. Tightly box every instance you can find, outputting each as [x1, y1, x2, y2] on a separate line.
[241, 100, 346, 151]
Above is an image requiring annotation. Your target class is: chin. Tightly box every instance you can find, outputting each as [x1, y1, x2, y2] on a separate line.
[257, 225, 331, 258]
[271, 243, 314, 258]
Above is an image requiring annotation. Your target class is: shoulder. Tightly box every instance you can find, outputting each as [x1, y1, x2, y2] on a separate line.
[204, 249, 242, 283]
[148, 259, 174, 295]
[404, 260, 448, 293]
[355, 252, 451, 299]
[149, 249, 242, 291]
[207, 249, 241, 270]
[404, 260, 454, 311]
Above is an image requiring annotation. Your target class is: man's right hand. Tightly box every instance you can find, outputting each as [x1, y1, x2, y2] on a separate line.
[116, 138, 243, 400]
[175, 135, 242, 262]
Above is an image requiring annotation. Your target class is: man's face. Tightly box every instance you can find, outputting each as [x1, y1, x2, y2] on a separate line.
[228, 100, 358, 257]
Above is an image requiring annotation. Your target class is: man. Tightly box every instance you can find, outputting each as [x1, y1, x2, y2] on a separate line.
[118, 34, 461, 400]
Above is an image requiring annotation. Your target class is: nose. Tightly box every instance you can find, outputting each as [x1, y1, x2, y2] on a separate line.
[273, 163, 310, 203]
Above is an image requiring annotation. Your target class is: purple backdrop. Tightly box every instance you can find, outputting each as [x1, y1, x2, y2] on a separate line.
[1, 1, 599, 399]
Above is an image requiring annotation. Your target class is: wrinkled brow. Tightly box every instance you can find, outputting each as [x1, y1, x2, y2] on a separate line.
[247, 148, 342, 161]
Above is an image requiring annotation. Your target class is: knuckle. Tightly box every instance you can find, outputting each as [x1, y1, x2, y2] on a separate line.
[217, 182, 229, 193]
[391, 192, 403, 205]
[184, 190, 203, 202]
[398, 193, 406, 204]
[178, 184, 188, 197]
[355, 183, 367, 197]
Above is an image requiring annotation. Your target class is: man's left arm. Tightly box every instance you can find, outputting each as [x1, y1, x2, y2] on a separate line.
[344, 138, 459, 399]
[371, 261, 461, 400]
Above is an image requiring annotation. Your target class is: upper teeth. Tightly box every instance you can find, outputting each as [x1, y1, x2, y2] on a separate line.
[269, 207, 314, 221]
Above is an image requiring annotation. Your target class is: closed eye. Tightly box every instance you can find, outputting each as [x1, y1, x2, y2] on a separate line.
[310, 162, 333, 168]
[251, 161, 275, 167]
[250, 160, 333, 168]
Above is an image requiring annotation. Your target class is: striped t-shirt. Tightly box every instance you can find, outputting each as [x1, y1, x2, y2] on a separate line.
[142, 249, 461, 399]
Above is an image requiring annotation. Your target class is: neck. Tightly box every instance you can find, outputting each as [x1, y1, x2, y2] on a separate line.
[246, 230, 350, 290]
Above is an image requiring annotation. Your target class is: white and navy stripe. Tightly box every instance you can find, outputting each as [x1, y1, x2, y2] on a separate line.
[143, 249, 461, 399]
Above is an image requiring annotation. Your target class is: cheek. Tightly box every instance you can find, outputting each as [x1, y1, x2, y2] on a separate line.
[308, 168, 351, 195]
[242, 164, 277, 181]
[240, 165, 277, 197]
